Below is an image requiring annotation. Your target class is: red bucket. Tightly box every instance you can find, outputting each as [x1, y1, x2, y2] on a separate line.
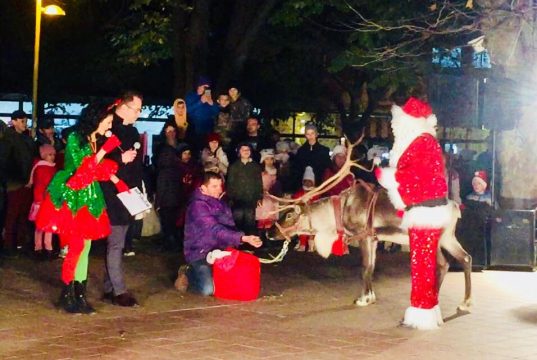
[213, 249, 260, 301]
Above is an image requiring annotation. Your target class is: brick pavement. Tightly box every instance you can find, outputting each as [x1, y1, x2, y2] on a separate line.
[1, 244, 537, 359]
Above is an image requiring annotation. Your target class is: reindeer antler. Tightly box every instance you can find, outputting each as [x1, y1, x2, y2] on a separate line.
[269, 132, 375, 214]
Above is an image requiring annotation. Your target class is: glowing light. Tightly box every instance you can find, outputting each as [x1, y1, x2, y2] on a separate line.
[42, 5, 66, 16]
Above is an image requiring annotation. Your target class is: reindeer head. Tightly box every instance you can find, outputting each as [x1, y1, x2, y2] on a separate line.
[267, 134, 374, 240]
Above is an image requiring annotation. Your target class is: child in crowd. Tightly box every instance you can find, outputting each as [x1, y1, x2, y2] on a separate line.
[201, 133, 229, 176]
[275, 140, 294, 193]
[256, 149, 282, 231]
[322, 144, 354, 197]
[214, 94, 232, 151]
[227, 143, 263, 235]
[28, 144, 58, 259]
[293, 166, 318, 252]
[176, 143, 202, 248]
[466, 170, 492, 206]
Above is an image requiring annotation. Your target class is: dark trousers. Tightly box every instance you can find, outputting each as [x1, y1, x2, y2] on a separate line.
[159, 206, 180, 248]
[2, 187, 32, 250]
[232, 203, 257, 235]
[125, 218, 143, 252]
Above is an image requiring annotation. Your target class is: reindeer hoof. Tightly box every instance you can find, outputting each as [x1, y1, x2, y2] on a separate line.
[354, 291, 376, 307]
[457, 299, 472, 312]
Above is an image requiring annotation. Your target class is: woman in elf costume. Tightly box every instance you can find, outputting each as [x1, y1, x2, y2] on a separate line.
[36, 102, 129, 314]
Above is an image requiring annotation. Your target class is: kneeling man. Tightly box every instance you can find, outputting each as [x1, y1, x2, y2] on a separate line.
[179, 171, 262, 295]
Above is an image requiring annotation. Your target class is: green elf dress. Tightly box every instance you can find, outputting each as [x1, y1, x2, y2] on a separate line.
[36, 132, 118, 285]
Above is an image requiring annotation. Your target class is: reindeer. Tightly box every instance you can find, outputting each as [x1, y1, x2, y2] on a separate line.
[268, 137, 472, 311]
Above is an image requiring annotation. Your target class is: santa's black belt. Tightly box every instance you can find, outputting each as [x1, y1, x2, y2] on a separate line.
[405, 198, 448, 211]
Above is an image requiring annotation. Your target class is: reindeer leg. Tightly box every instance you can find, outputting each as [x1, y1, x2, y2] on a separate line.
[354, 236, 377, 307]
[436, 248, 449, 293]
[440, 236, 473, 312]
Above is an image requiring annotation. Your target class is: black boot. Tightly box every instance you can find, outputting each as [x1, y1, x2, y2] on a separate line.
[74, 281, 96, 314]
[58, 281, 80, 313]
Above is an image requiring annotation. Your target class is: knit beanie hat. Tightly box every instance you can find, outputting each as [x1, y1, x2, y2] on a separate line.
[259, 148, 275, 164]
[39, 144, 56, 159]
[331, 144, 347, 160]
[472, 170, 488, 188]
[302, 166, 315, 183]
[275, 141, 290, 153]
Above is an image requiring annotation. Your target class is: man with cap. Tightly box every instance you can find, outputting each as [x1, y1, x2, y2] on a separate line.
[0, 110, 36, 256]
[293, 122, 331, 191]
[185, 76, 220, 150]
[35, 114, 63, 153]
[376, 96, 451, 330]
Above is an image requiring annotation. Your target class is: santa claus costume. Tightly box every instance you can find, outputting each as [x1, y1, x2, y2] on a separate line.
[376, 97, 450, 329]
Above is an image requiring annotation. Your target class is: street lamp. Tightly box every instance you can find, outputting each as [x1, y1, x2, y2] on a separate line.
[32, 1, 65, 133]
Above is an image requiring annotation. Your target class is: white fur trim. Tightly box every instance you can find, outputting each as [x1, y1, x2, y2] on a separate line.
[206, 250, 232, 264]
[377, 166, 397, 188]
[377, 167, 406, 210]
[401, 204, 451, 230]
[386, 189, 406, 211]
[389, 105, 437, 168]
[402, 305, 443, 330]
[314, 231, 335, 259]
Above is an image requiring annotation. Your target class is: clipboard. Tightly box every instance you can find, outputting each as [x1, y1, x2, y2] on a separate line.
[116, 187, 152, 216]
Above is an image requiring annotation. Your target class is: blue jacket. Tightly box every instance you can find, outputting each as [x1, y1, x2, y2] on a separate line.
[185, 91, 220, 136]
[184, 188, 243, 263]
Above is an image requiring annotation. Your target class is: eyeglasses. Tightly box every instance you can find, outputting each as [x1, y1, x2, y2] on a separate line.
[125, 103, 142, 113]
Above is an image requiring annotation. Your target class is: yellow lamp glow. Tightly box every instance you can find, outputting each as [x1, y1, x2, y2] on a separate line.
[42, 5, 66, 16]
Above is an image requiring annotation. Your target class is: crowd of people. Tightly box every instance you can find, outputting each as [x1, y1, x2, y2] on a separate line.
[0, 78, 495, 315]
[0, 77, 359, 312]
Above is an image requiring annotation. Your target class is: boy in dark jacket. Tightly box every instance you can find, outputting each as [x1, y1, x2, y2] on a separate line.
[226, 143, 263, 235]
[180, 171, 262, 295]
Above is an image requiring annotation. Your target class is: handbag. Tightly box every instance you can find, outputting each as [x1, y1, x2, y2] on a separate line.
[141, 204, 161, 237]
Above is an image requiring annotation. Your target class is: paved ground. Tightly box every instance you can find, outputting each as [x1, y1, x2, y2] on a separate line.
[1, 239, 537, 359]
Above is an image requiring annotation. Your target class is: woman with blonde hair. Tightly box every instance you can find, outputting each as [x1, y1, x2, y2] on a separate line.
[172, 98, 188, 141]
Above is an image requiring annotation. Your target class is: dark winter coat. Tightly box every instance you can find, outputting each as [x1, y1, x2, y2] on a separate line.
[229, 96, 253, 128]
[184, 188, 243, 263]
[226, 159, 263, 206]
[1, 127, 36, 191]
[155, 143, 182, 208]
[100, 114, 144, 225]
[294, 141, 331, 188]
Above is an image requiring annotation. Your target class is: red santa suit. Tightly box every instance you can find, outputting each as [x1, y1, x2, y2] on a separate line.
[376, 97, 450, 330]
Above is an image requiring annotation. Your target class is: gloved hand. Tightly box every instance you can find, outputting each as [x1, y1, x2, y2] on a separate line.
[114, 179, 130, 193]
[101, 135, 122, 153]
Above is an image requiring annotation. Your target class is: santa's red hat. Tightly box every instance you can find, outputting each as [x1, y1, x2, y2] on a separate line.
[472, 170, 488, 187]
[402, 97, 433, 119]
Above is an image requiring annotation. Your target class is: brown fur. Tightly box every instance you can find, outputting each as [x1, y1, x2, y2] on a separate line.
[270, 182, 472, 309]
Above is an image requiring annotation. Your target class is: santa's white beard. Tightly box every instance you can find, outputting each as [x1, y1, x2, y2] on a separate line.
[389, 111, 437, 168]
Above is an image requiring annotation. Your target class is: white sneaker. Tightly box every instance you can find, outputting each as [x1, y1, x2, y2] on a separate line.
[295, 245, 306, 252]
[59, 247, 68, 258]
[123, 251, 136, 257]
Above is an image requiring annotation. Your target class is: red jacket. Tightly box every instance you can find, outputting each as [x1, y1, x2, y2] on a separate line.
[31, 161, 57, 202]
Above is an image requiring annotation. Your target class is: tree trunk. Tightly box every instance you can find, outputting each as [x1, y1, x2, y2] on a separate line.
[171, 2, 188, 97]
[215, 0, 279, 92]
[185, 0, 211, 91]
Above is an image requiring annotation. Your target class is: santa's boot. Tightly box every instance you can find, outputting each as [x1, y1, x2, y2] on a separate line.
[58, 281, 80, 314]
[74, 281, 96, 314]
